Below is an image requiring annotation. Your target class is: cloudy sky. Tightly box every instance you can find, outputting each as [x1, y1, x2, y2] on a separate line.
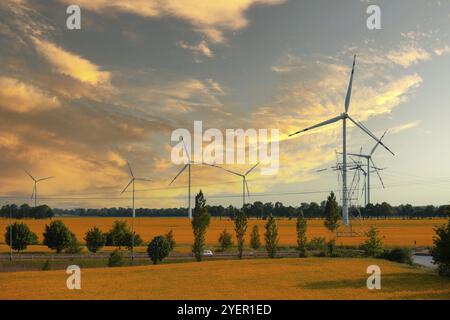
[1, 0, 450, 209]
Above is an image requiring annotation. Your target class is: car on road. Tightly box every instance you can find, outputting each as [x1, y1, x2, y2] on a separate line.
[202, 250, 213, 256]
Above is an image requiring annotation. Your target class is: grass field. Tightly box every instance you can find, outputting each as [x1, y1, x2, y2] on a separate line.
[0, 217, 445, 253]
[1, 258, 449, 299]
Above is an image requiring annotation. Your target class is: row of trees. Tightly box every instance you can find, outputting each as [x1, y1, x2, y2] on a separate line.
[4, 202, 448, 220]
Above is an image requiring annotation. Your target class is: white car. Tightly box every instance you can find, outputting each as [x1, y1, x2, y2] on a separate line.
[202, 250, 213, 256]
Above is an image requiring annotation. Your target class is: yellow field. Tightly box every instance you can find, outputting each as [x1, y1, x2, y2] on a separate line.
[0, 218, 446, 252]
[1, 258, 449, 299]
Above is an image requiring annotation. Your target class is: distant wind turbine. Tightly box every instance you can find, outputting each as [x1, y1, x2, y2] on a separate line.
[289, 55, 394, 226]
[24, 170, 54, 207]
[121, 161, 152, 261]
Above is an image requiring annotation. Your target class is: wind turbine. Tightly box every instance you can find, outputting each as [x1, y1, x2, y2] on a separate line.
[24, 170, 54, 207]
[169, 137, 197, 219]
[208, 163, 260, 208]
[289, 55, 394, 226]
[347, 130, 389, 206]
[121, 161, 152, 261]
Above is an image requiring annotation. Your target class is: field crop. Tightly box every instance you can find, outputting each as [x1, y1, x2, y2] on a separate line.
[1, 258, 449, 300]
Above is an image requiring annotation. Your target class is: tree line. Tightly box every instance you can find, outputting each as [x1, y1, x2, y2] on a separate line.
[2, 201, 449, 220]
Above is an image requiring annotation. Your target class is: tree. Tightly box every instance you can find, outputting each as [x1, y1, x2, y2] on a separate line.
[108, 249, 124, 267]
[165, 230, 176, 252]
[264, 214, 279, 258]
[65, 232, 82, 254]
[296, 210, 308, 257]
[43, 220, 73, 253]
[123, 232, 144, 250]
[106, 220, 129, 248]
[324, 192, 340, 233]
[84, 227, 106, 253]
[147, 236, 171, 264]
[218, 229, 233, 251]
[234, 210, 248, 259]
[191, 190, 211, 261]
[361, 226, 384, 257]
[5, 222, 38, 252]
[431, 219, 450, 276]
[250, 225, 261, 250]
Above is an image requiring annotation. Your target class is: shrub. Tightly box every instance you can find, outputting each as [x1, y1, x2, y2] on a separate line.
[165, 230, 176, 252]
[380, 248, 412, 264]
[431, 219, 450, 277]
[5, 222, 38, 252]
[147, 236, 171, 264]
[250, 225, 261, 250]
[43, 220, 73, 253]
[218, 229, 233, 252]
[84, 227, 106, 253]
[327, 239, 336, 257]
[41, 260, 51, 271]
[108, 249, 124, 267]
[306, 237, 327, 251]
[361, 226, 384, 257]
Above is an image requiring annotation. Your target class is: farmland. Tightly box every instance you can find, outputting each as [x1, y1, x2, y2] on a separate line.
[0, 218, 445, 253]
[1, 258, 449, 300]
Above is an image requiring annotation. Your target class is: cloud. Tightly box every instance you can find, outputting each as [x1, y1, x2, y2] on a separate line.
[386, 45, 431, 67]
[0, 76, 60, 113]
[32, 37, 111, 86]
[434, 45, 450, 56]
[57, 0, 286, 43]
[178, 40, 213, 62]
[390, 120, 421, 134]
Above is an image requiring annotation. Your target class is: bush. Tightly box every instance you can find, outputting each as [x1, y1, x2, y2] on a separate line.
[5, 222, 38, 252]
[360, 226, 384, 257]
[147, 236, 171, 264]
[84, 227, 106, 253]
[43, 220, 73, 253]
[306, 237, 327, 251]
[108, 249, 124, 267]
[218, 229, 233, 252]
[165, 230, 176, 252]
[327, 239, 336, 257]
[431, 219, 450, 277]
[380, 248, 412, 264]
[250, 225, 261, 250]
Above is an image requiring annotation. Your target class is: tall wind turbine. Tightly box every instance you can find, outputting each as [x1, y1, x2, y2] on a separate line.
[289, 55, 394, 226]
[347, 130, 389, 205]
[169, 137, 196, 219]
[24, 170, 54, 207]
[208, 163, 260, 208]
[121, 161, 152, 261]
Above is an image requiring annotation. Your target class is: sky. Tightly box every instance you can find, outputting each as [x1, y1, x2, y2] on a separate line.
[1, 0, 450, 209]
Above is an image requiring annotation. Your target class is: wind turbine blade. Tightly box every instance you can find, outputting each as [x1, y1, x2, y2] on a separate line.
[347, 116, 395, 156]
[370, 130, 388, 156]
[37, 176, 54, 182]
[121, 179, 134, 194]
[245, 162, 260, 176]
[181, 137, 191, 162]
[205, 163, 242, 177]
[316, 168, 328, 173]
[127, 161, 134, 178]
[135, 178, 152, 182]
[345, 55, 357, 112]
[24, 170, 36, 181]
[370, 158, 385, 188]
[245, 179, 250, 198]
[289, 115, 344, 137]
[169, 164, 188, 185]
[30, 184, 35, 199]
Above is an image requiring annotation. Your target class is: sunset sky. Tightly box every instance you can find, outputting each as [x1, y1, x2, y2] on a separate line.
[1, 0, 450, 209]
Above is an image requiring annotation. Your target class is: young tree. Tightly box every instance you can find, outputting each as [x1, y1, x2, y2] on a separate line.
[361, 226, 384, 257]
[65, 232, 82, 254]
[84, 227, 106, 253]
[296, 210, 308, 257]
[250, 225, 261, 250]
[218, 229, 233, 251]
[43, 220, 73, 253]
[264, 214, 279, 258]
[431, 219, 450, 277]
[105, 220, 129, 248]
[324, 192, 340, 233]
[5, 222, 38, 252]
[234, 210, 248, 259]
[165, 229, 176, 252]
[147, 236, 171, 264]
[108, 249, 124, 267]
[191, 190, 211, 261]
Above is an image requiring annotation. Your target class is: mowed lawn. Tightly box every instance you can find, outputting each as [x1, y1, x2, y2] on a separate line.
[1, 258, 449, 300]
[0, 218, 445, 252]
